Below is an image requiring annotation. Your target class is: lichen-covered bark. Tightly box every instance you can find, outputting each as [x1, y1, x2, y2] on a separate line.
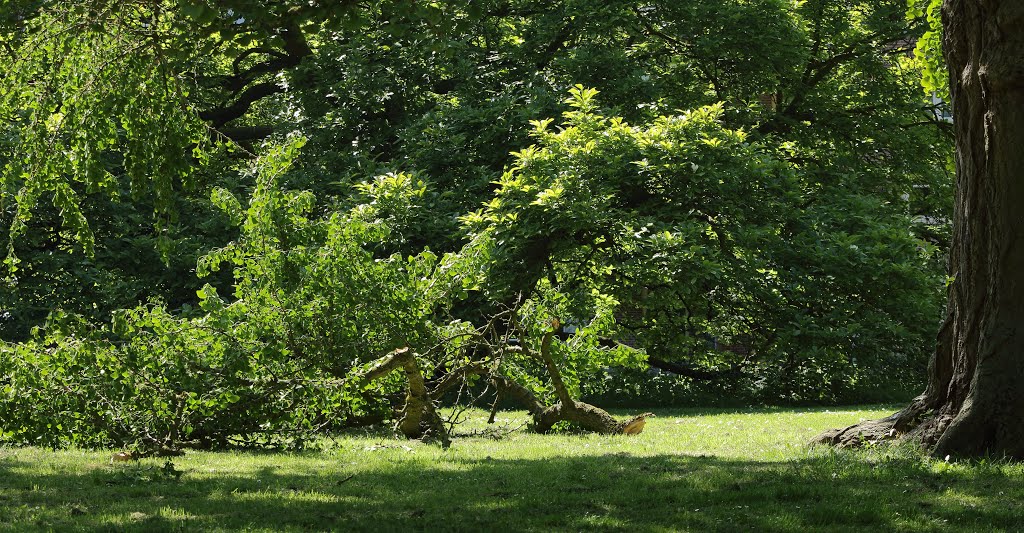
[396, 352, 429, 439]
[815, 0, 1024, 458]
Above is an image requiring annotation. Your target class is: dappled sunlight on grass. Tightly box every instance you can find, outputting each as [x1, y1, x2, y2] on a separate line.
[1, 406, 1021, 531]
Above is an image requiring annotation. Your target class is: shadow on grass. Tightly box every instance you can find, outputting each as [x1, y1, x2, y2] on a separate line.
[1, 448, 1021, 532]
[597, 404, 907, 418]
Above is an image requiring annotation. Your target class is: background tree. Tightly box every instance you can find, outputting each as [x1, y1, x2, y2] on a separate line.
[2, 0, 953, 415]
[467, 87, 943, 403]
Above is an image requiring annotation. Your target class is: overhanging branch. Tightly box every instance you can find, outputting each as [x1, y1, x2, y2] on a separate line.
[199, 21, 313, 127]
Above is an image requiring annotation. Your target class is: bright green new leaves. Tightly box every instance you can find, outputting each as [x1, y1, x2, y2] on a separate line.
[1, 1, 207, 266]
[467, 87, 941, 402]
[0, 0, 953, 440]
[908, 0, 947, 100]
[195, 138, 454, 401]
[465, 87, 787, 392]
[0, 139, 455, 448]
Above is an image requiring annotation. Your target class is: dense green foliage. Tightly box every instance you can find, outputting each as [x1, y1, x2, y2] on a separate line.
[1, 0, 952, 449]
[908, 0, 947, 100]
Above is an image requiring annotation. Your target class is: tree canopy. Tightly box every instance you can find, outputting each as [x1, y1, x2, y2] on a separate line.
[1, 0, 953, 451]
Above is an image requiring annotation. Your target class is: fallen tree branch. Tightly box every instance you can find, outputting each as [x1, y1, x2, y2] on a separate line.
[359, 347, 450, 448]
[490, 325, 656, 435]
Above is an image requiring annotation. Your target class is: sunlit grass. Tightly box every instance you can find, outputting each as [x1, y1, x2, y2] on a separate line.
[2, 405, 1021, 531]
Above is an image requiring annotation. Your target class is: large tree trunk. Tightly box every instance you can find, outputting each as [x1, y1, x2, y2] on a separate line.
[814, 0, 1024, 458]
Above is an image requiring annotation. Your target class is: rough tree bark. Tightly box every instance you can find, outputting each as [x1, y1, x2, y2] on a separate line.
[814, 0, 1024, 458]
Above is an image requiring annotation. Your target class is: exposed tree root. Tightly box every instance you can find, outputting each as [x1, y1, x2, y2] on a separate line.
[816, 0, 1024, 460]
[810, 398, 940, 448]
[812, 310, 1021, 457]
[812, 316, 954, 450]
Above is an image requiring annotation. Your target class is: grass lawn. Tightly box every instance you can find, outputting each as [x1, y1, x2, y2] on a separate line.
[1, 405, 1022, 532]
